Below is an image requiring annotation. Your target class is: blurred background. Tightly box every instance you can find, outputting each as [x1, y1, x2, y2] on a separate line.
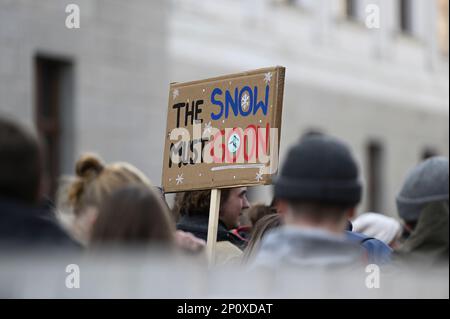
[0, 0, 448, 218]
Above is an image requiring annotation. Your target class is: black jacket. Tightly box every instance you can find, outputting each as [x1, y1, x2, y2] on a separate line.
[0, 198, 80, 252]
[176, 213, 247, 250]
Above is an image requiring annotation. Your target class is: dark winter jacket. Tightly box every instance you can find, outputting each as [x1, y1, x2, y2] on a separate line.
[176, 213, 247, 250]
[0, 198, 80, 252]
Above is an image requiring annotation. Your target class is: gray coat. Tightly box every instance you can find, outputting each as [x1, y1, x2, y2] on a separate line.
[251, 226, 366, 270]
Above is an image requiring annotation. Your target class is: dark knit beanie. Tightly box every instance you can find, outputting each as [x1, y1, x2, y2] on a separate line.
[274, 135, 362, 206]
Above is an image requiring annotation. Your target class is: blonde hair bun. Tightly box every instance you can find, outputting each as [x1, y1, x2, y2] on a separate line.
[75, 154, 104, 178]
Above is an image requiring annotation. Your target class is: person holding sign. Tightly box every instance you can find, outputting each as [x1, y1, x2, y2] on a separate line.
[174, 187, 250, 265]
[163, 67, 285, 265]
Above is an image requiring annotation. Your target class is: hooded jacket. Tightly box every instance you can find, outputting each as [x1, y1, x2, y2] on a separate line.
[395, 201, 449, 266]
[251, 226, 366, 270]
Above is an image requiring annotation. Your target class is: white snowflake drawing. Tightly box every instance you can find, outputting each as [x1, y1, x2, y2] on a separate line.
[255, 171, 263, 182]
[176, 173, 184, 185]
[241, 92, 250, 111]
[255, 167, 266, 182]
[203, 121, 212, 135]
[263, 72, 273, 84]
[172, 88, 179, 100]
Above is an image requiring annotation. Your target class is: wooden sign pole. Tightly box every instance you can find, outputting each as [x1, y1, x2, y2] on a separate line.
[206, 188, 221, 265]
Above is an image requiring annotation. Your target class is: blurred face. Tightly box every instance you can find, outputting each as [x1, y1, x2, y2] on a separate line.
[220, 187, 250, 229]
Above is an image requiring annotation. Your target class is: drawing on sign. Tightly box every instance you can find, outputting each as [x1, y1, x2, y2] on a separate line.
[228, 133, 241, 154]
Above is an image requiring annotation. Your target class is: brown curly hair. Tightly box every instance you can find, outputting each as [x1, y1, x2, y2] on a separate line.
[172, 189, 231, 221]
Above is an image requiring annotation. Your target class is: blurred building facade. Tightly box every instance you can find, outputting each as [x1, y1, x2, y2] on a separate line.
[0, 0, 448, 217]
[0, 0, 168, 195]
[169, 0, 449, 217]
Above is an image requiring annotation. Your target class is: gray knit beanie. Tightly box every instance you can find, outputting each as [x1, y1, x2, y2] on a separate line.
[396, 156, 449, 222]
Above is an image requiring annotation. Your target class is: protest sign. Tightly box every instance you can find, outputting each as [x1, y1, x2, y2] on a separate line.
[162, 66, 285, 193]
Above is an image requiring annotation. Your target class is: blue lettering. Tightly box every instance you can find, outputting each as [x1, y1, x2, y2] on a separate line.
[225, 88, 238, 119]
[210, 88, 223, 120]
[209, 85, 270, 120]
[253, 85, 269, 116]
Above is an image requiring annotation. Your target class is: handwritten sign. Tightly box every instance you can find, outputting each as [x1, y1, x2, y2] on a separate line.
[162, 66, 285, 193]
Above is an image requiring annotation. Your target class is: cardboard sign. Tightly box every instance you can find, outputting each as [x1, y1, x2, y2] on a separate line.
[162, 66, 285, 193]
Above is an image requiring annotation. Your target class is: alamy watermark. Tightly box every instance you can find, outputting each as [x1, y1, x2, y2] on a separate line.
[65, 4, 80, 29]
[63, 3, 380, 30]
[168, 122, 279, 176]
[365, 4, 380, 29]
[65, 264, 80, 289]
[365, 264, 380, 289]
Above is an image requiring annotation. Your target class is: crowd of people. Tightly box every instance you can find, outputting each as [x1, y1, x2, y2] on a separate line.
[0, 115, 448, 296]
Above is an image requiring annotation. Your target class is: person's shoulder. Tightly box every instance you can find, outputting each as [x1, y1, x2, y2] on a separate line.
[346, 231, 392, 264]
[215, 241, 243, 266]
[176, 214, 208, 233]
[345, 230, 366, 241]
[347, 231, 391, 249]
[0, 199, 81, 249]
[216, 241, 243, 254]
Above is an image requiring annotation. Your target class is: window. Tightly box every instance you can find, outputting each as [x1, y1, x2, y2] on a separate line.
[366, 142, 384, 213]
[34, 56, 74, 199]
[399, 0, 413, 34]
